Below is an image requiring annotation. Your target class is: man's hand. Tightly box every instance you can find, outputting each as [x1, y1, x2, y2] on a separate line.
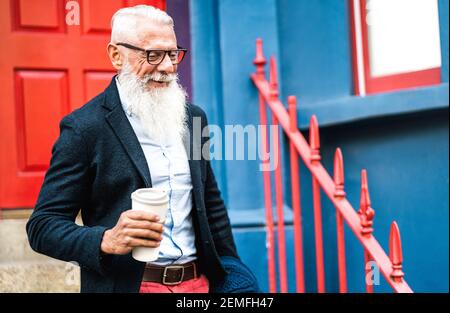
[100, 210, 164, 255]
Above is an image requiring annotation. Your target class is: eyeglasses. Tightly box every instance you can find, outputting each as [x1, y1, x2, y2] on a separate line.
[116, 42, 187, 65]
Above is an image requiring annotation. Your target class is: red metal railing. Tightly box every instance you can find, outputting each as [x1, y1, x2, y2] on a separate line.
[251, 38, 412, 293]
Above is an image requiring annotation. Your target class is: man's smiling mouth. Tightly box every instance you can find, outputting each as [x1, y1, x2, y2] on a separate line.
[149, 79, 168, 84]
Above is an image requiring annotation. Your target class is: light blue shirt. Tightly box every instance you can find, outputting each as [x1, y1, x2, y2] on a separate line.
[116, 78, 197, 266]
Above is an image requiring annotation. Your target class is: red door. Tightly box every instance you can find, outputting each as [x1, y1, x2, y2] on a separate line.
[0, 0, 166, 208]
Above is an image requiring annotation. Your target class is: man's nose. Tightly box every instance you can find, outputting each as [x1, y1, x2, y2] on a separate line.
[157, 53, 175, 73]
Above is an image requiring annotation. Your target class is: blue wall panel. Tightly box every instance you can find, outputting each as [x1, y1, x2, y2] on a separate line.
[218, 0, 279, 212]
[233, 226, 299, 293]
[190, 0, 229, 202]
[191, 0, 282, 212]
[277, 0, 353, 105]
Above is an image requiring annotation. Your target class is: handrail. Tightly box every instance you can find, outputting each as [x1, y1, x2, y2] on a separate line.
[251, 38, 412, 293]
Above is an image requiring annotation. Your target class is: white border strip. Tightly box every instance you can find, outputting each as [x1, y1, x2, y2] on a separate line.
[353, 0, 366, 96]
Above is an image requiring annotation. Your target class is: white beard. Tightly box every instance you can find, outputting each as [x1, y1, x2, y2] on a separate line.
[117, 63, 188, 144]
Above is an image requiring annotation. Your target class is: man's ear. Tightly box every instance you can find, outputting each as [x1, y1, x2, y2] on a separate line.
[107, 43, 123, 70]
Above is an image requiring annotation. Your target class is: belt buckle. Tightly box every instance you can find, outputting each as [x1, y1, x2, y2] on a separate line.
[162, 265, 185, 285]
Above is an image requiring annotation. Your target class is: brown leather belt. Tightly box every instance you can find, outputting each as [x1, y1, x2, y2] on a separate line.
[142, 261, 198, 285]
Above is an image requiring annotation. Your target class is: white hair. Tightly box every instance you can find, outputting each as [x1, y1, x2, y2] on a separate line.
[111, 5, 174, 43]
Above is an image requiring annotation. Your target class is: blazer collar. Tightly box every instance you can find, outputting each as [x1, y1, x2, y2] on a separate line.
[184, 103, 202, 193]
[101, 75, 122, 111]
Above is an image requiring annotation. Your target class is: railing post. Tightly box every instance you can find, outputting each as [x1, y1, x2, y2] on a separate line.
[359, 169, 375, 293]
[253, 39, 277, 293]
[309, 115, 326, 293]
[288, 96, 305, 293]
[333, 148, 347, 293]
[389, 221, 405, 283]
[269, 57, 279, 101]
[270, 56, 288, 293]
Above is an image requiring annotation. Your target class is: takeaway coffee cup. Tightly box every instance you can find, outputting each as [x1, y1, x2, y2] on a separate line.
[131, 188, 169, 262]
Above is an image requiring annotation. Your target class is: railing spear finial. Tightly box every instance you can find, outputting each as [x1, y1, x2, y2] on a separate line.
[333, 148, 346, 199]
[359, 169, 375, 236]
[269, 56, 279, 100]
[389, 221, 405, 282]
[309, 115, 321, 163]
[253, 38, 267, 80]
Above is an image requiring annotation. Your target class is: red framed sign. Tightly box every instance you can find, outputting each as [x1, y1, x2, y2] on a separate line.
[350, 0, 442, 95]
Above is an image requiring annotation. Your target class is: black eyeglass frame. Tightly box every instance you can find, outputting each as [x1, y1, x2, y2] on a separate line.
[116, 42, 188, 65]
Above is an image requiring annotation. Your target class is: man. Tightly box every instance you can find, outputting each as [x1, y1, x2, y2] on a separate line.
[26, 5, 259, 293]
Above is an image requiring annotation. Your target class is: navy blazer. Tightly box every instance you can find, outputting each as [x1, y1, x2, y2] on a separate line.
[26, 78, 239, 293]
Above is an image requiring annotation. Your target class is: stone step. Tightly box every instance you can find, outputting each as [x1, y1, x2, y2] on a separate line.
[0, 219, 49, 262]
[0, 218, 83, 263]
[0, 260, 80, 292]
[0, 218, 81, 292]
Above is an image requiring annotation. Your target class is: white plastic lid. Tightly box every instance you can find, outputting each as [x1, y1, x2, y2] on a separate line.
[131, 188, 168, 205]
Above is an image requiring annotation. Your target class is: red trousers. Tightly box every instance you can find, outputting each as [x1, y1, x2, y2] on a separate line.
[139, 274, 209, 293]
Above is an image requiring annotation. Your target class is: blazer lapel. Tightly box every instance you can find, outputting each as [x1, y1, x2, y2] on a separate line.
[102, 78, 152, 188]
[184, 104, 203, 193]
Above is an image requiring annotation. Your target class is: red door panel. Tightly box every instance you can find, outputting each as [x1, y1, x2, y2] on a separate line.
[15, 70, 69, 172]
[0, 0, 166, 208]
[13, 0, 65, 31]
[83, 0, 127, 34]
